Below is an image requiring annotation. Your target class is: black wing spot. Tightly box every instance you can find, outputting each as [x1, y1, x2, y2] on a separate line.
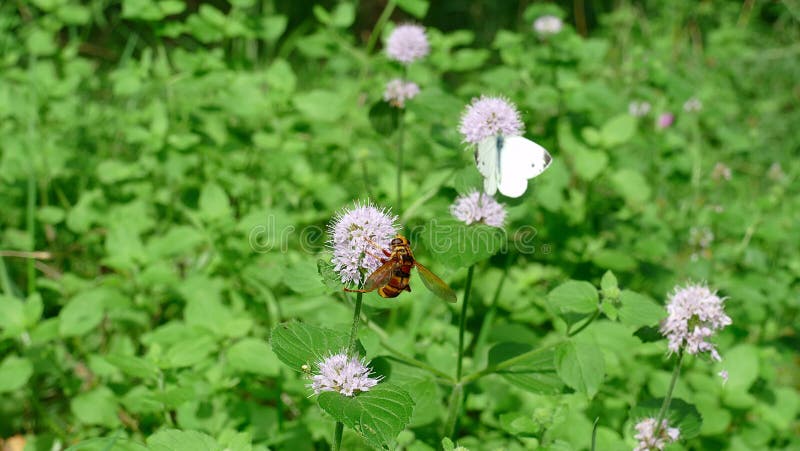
[544, 152, 552, 166]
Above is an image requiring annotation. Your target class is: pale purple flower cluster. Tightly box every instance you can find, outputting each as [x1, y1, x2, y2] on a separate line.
[386, 24, 429, 64]
[711, 162, 732, 181]
[451, 191, 507, 228]
[683, 97, 702, 113]
[656, 113, 674, 129]
[459, 96, 523, 144]
[328, 201, 398, 286]
[533, 15, 563, 36]
[660, 283, 731, 361]
[628, 101, 651, 117]
[383, 79, 420, 108]
[633, 418, 680, 451]
[310, 352, 380, 397]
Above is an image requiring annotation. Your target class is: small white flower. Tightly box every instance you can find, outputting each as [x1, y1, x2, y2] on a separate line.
[711, 162, 732, 182]
[660, 283, 732, 361]
[451, 191, 507, 228]
[683, 97, 703, 113]
[533, 15, 563, 36]
[628, 101, 651, 117]
[310, 352, 380, 397]
[633, 417, 680, 451]
[383, 79, 420, 108]
[718, 370, 729, 385]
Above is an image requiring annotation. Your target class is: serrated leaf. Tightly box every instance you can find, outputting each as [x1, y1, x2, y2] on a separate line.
[548, 280, 599, 314]
[487, 343, 563, 394]
[618, 290, 665, 328]
[270, 321, 351, 371]
[554, 340, 605, 398]
[70, 387, 120, 427]
[630, 398, 702, 439]
[318, 384, 414, 450]
[421, 218, 505, 269]
[146, 429, 220, 451]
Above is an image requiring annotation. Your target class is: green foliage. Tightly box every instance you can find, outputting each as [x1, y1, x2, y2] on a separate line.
[0, 0, 798, 449]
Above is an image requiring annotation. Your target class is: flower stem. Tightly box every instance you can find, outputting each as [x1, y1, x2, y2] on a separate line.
[443, 382, 463, 439]
[26, 171, 36, 294]
[333, 421, 343, 451]
[396, 107, 405, 213]
[335, 291, 364, 451]
[456, 265, 475, 380]
[655, 350, 684, 435]
[347, 291, 364, 357]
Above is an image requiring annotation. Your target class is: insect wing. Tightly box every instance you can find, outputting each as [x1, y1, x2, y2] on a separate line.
[360, 260, 397, 292]
[414, 262, 457, 303]
[475, 135, 502, 195]
[497, 136, 552, 198]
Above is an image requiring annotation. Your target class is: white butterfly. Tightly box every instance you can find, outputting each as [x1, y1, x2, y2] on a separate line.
[475, 135, 553, 198]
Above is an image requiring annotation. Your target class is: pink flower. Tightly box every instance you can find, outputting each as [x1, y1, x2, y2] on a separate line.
[383, 79, 420, 108]
[660, 283, 731, 361]
[451, 191, 507, 228]
[385, 24, 429, 64]
[328, 201, 398, 286]
[656, 113, 674, 129]
[310, 352, 380, 397]
[634, 418, 680, 451]
[718, 370, 729, 385]
[459, 96, 523, 144]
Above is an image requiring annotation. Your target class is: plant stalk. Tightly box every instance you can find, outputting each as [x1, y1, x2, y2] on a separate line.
[655, 350, 684, 436]
[456, 265, 475, 380]
[443, 383, 463, 439]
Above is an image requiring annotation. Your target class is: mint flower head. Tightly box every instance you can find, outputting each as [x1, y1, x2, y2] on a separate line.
[383, 79, 420, 108]
[328, 201, 398, 286]
[459, 96, 523, 144]
[386, 24, 429, 64]
[533, 15, 563, 36]
[660, 283, 732, 361]
[633, 418, 680, 451]
[451, 191, 507, 228]
[656, 113, 674, 129]
[310, 352, 380, 397]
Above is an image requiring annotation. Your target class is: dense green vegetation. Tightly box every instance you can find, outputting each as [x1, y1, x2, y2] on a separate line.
[0, 0, 798, 450]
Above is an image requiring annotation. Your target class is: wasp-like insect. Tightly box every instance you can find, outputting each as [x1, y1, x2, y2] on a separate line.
[345, 235, 457, 303]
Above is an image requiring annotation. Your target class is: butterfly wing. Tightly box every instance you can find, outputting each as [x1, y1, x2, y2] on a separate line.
[475, 136, 502, 195]
[497, 136, 552, 198]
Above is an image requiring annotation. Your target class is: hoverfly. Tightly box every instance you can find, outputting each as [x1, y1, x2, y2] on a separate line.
[345, 235, 457, 303]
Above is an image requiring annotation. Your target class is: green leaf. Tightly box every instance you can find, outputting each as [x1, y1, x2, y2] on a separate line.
[162, 334, 218, 368]
[548, 280, 599, 314]
[270, 321, 350, 371]
[630, 398, 702, 439]
[199, 183, 232, 221]
[396, 0, 429, 18]
[70, 387, 120, 427]
[227, 338, 281, 376]
[318, 384, 414, 450]
[599, 114, 636, 147]
[104, 354, 159, 380]
[293, 90, 348, 122]
[0, 295, 26, 337]
[487, 343, 563, 394]
[421, 218, 506, 269]
[617, 290, 665, 328]
[610, 169, 651, 205]
[571, 147, 609, 181]
[723, 345, 759, 391]
[59, 288, 108, 337]
[368, 100, 399, 136]
[146, 429, 220, 451]
[0, 355, 33, 393]
[600, 270, 620, 302]
[554, 340, 605, 398]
